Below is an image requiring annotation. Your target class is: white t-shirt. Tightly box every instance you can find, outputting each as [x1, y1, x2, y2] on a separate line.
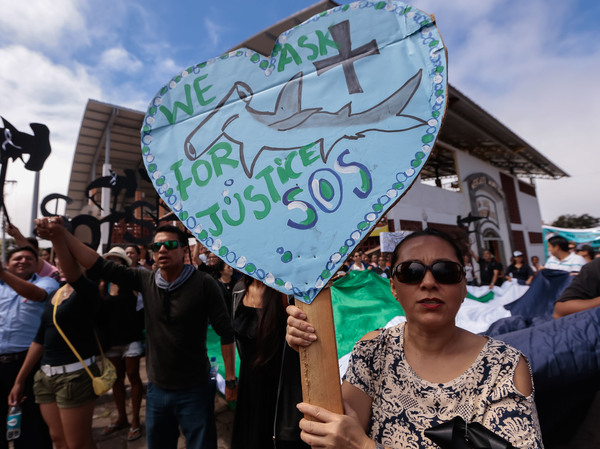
[544, 252, 586, 272]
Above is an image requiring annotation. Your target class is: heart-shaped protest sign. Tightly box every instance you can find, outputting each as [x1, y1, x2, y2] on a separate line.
[141, 0, 447, 303]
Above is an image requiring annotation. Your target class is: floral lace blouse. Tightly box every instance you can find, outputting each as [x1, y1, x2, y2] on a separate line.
[343, 323, 544, 448]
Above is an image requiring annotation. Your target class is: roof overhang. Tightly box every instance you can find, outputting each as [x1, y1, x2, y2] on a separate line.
[65, 99, 154, 217]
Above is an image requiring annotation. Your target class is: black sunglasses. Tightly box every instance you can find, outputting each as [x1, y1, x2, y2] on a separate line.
[151, 240, 180, 252]
[392, 261, 465, 284]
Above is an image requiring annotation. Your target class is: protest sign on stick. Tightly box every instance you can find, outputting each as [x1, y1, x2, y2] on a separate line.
[141, 0, 447, 413]
[0, 117, 51, 226]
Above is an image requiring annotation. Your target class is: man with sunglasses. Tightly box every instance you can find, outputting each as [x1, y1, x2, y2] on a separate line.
[37, 219, 236, 449]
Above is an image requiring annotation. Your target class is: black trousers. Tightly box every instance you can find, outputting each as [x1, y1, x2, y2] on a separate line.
[0, 357, 52, 449]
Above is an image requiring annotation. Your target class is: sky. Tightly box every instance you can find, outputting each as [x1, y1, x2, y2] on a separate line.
[0, 0, 599, 236]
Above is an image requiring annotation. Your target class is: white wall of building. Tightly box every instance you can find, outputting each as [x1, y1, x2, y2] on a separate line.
[385, 146, 545, 266]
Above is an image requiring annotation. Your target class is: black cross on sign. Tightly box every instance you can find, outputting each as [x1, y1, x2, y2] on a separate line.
[313, 20, 380, 94]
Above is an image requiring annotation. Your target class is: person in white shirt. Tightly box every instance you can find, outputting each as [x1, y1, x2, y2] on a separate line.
[544, 236, 586, 274]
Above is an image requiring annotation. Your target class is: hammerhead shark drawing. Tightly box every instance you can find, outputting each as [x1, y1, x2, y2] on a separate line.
[184, 69, 427, 178]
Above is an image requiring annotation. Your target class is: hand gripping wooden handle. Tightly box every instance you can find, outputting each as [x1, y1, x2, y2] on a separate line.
[297, 288, 344, 415]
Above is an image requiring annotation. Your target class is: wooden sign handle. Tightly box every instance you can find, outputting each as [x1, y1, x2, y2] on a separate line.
[297, 288, 344, 415]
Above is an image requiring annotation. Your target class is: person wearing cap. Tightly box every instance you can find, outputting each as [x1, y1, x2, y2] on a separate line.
[96, 247, 144, 441]
[505, 251, 535, 285]
[575, 244, 595, 264]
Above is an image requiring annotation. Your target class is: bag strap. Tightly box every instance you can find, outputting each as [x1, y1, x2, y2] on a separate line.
[52, 285, 102, 380]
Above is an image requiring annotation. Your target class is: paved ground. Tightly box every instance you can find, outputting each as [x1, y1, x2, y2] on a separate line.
[92, 358, 234, 449]
[93, 391, 234, 449]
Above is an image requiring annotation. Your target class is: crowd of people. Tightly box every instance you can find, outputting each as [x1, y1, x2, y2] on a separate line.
[459, 234, 598, 291]
[1, 218, 307, 449]
[1, 217, 599, 449]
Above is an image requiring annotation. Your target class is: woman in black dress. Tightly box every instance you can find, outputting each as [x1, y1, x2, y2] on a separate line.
[231, 276, 308, 449]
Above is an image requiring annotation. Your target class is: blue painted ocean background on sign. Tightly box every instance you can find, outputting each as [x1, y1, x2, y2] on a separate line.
[141, 0, 447, 303]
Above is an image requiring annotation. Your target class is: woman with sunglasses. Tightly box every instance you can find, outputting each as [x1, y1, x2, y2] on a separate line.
[286, 228, 543, 448]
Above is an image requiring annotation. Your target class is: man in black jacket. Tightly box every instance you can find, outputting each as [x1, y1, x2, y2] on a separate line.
[38, 219, 236, 449]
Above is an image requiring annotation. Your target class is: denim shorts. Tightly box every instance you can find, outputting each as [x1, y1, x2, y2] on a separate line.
[33, 363, 100, 408]
[105, 340, 144, 358]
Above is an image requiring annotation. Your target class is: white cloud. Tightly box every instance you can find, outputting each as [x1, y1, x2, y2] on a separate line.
[412, 0, 600, 222]
[0, 45, 103, 232]
[99, 47, 143, 74]
[204, 18, 225, 47]
[0, 0, 88, 49]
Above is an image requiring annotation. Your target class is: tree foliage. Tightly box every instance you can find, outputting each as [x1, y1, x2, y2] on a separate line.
[551, 214, 600, 229]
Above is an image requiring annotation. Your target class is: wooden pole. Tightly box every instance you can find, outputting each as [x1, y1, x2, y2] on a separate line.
[297, 288, 344, 415]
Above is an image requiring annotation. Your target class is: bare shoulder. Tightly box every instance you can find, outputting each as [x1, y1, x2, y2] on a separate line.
[513, 356, 533, 396]
[359, 329, 382, 341]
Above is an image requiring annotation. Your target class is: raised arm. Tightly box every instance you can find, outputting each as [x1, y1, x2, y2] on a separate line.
[5, 223, 29, 247]
[35, 218, 100, 270]
[36, 219, 82, 283]
[0, 264, 47, 302]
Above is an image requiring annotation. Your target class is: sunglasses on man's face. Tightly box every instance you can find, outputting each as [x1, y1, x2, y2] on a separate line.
[392, 261, 465, 284]
[151, 240, 180, 252]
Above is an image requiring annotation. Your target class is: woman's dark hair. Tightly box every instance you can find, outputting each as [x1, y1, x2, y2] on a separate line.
[390, 228, 464, 268]
[241, 276, 286, 368]
[213, 259, 226, 274]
